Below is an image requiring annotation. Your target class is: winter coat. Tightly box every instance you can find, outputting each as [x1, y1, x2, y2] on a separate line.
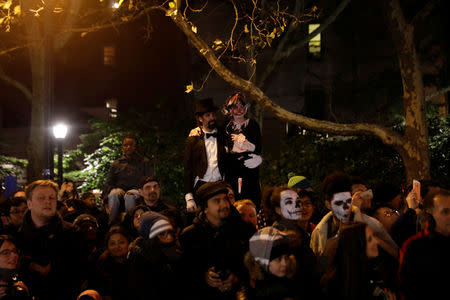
[128, 237, 183, 299]
[398, 228, 450, 300]
[179, 213, 252, 299]
[17, 211, 88, 300]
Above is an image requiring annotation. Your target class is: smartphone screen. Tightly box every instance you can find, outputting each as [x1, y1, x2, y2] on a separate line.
[413, 179, 421, 198]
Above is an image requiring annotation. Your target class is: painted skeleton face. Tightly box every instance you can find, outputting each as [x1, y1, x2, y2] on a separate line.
[280, 190, 301, 220]
[331, 191, 352, 224]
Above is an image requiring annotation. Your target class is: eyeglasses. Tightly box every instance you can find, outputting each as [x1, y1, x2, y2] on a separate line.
[383, 210, 400, 217]
[0, 248, 19, 256]
[300, 201, 313, 208]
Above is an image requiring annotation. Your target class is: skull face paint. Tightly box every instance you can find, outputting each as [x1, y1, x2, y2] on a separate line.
[280, 190, 301, 220]
[331, 191, 352, 224]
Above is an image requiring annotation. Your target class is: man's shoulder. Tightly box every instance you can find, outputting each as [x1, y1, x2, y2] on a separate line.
[185, 135, 203, 143]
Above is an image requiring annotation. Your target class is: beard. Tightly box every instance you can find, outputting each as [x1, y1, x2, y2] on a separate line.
[205, 120, 216, 130]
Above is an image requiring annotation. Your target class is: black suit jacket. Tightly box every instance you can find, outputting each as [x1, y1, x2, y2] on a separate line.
[183, 130, 227, 195]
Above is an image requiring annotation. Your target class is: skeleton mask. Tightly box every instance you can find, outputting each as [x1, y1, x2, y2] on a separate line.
[280, 190, 301, 220]
[331, 191, 352, 224]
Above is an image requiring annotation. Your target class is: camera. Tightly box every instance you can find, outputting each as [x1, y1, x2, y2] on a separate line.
[0, 282, 31, 299]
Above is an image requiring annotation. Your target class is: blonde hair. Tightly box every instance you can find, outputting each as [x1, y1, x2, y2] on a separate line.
[25, 180, 58, 200]
[234, 199, 256, 209]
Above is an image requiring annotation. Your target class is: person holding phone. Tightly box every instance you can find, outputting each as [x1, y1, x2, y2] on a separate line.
[389, 179, 438, 247]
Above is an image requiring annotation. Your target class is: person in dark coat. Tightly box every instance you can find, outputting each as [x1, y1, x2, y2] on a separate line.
[320, 222, 397, 300]
[104, 135, 154, 224]
[128, 211, 183, 299]
[90, 225, 131, 300]
[243, 226, 299, 300]
[398, 187, 450, 300]
[17, 180, 88, 300]
[222, 92, 263, 207]
[179, 181, 253, 299]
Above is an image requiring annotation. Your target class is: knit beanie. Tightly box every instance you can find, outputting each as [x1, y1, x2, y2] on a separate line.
[288, 175, 313, 190]
[195, 181, 229, 210]
[139, 211, 173, 239]
[249, 226, 291, 271]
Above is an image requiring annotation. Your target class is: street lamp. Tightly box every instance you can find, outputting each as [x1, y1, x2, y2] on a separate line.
[52, 123, 68, 186]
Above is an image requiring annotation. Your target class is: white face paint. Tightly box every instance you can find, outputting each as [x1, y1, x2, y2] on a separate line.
[331, 191, 352, 224]
[280, 190, 301, 220]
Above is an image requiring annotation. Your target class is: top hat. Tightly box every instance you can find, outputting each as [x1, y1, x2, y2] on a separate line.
[195, 98, 218, 115]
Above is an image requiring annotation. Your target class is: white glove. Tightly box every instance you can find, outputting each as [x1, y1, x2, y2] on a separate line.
[189, 127, 202, 137]
[185, 193, 197, 212]
[244, 154, 262, 169]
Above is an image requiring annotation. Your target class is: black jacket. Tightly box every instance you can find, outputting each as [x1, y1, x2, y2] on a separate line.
[104, 153, 154, 195]
[128, 237, 183, 299]
[398, 228, 450, 300]
[17, 212, 88, 300]
[179, 213, 253, 298]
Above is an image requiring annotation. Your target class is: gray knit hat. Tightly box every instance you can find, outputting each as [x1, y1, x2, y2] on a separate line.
[249, 226, 291, 271]
[139, 211, 173, 239]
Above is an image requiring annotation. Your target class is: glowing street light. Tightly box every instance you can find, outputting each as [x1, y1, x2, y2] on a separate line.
[52, 123, 68, 186]
[53, 123, 68, 139]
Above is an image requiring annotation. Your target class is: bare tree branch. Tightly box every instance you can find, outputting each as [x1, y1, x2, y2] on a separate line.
[0, 65, 33, 102]
[62, 5, 164, 34]
[426, 85, 450, 102]
[411, 0, 440, 25]
[170, 12, 403, 147]
[54, 0, 83, 51]
[257, 0, 352, 89]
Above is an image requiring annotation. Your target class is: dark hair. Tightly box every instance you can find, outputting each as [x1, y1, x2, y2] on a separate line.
[80, 191, 95, 202]
[298, 189, 314, 201]
[131, 205, 150, 218]
[321, 222, 369, 300]
[8, 196, 26, 208]
[138, 176, 160, 189]
[122, 135, 139, 146]
[222, 92, 250, 117]
[321, 171, 352, 202]
[104, 225, 132, 247]
[350, 176, 367, 188]
[0, 234, 17, 249]
[262, 186, 295, 224]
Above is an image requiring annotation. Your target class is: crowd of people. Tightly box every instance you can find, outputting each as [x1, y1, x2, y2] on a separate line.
[0, 93, 448, 300]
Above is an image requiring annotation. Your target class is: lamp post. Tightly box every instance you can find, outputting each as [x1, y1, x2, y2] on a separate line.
[52, 123, 68, 186]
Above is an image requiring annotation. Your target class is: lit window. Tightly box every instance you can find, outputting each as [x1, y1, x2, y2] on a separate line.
[308, 24, 321, 58]
[104, 46, 115, 66]
[106, 99, 118, 119]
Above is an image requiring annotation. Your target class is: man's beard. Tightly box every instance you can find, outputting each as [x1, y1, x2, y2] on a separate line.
[205, 120, 216, 130]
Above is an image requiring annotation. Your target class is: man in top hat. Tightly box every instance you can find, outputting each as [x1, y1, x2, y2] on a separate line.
[183, 98, 227, 213]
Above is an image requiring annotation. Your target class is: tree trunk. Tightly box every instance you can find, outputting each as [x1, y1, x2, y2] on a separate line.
[23, 0, 54, 182]
[382, 0, 431, 182]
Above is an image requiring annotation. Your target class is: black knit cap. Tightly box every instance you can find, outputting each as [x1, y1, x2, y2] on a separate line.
[138, 176, 159, 189]
[196, 181, 228, 209]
